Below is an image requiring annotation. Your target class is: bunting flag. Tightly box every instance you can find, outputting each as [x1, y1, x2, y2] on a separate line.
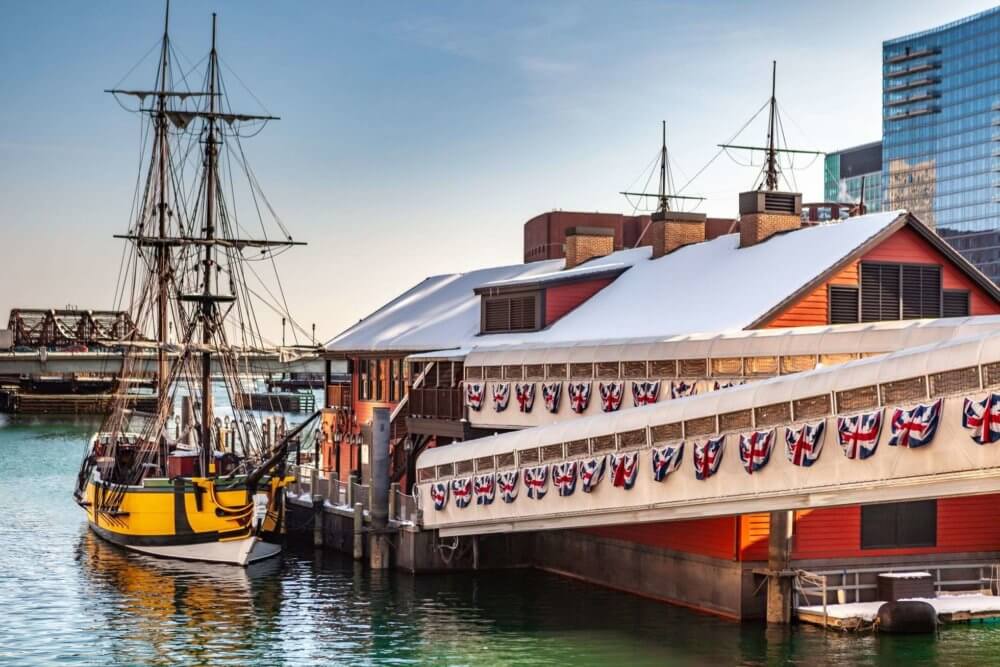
[671, 380, 698, 399]
[580, 455, 607, 493]
[651, 442, 684, 482]
[599, 381, 625, 412]
[497, 470, 519, 503]
[474, 473, 496, 505]
[430, 482, 449, 510]
[542, 382, 562, 413]
[632, 380, 661, 407]
[714, 380, 743, 391]
[889, 399, 943, 448]
[610, 451, 640, 489]
[693, 436, 725, 480]
[837, 410, 882, 460]
[464, 382, 485, 411]
[515, 383, 536, 413]
[963, 393, 1000, 445]
[451, 477, 473, 508]
[738, 429, 775, 475]
[568, 382, 592, 413]
[784, 421, 825, 467]
[491, 383, 511, 412]
[523, 465, 549, 500]
[551, 461, 578, 497]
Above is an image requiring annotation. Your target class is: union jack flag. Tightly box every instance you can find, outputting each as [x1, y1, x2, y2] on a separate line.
[515, 382, 536, 413]
[738, 429, 775, 475]
[714, 380, 743, 391]
[429, 481, 449, 510]
[542, 382, 562, 413]
[693, 436, 725, 480]
[671, 380, 698, 399]
[652, 442, 683, 482]
[580, 455, 607, 493]
[568, 382, 592, 413]
[523, 465, 549, 500]
[610, 451, 639, 489]
[837, 410, 882, 460]
[600, 381, 624, 412]
[963, 393, 1000, 445]
[491, 383, 510, 412]
[474, 473, 496, 505]
[784, 421, 825, 467]
[889, 399, 943, 448]
[464, 382, 484, 411]
[497, 470, 519, 503]
[632, 380, 661, 407]
[451, 477, 473, 508]
[551, 461, 578, 496]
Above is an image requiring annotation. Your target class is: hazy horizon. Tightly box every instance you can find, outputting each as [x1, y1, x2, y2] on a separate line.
[1, 0, 995, 344]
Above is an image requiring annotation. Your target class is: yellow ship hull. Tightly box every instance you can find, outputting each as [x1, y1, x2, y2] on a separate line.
[82, 474, 291, 566]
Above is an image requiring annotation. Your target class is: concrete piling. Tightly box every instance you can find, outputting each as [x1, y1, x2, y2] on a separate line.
[353, 502, 364, 561]
[369, 407, 391, 570]
[766, 509, 794, 624]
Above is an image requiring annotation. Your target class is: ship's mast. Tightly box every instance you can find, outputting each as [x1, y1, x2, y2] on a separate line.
[657, 120, 669, 214]
[155, 1, 171, 398]
[764, 60, 778, 192]
[620, 121, 704, 215]
[201, 13, 219, 471]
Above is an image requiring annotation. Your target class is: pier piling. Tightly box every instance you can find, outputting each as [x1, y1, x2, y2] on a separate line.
[766, 510, 794, 624]
[369, 407, 391, 570]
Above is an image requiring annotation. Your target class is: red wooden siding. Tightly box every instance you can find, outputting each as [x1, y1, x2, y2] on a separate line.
[738, 513, 771, 561]
[544, 278, 615, 325]
[763, 224, 1000, 329]
[585, 517, 738, 561]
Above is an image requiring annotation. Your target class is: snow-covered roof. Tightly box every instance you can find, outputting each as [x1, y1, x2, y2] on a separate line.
[477, 257, 630, 290]
[326, 211, 908, 354]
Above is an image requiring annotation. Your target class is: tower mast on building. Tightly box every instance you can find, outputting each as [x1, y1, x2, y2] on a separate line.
[621, 121, 704, 216]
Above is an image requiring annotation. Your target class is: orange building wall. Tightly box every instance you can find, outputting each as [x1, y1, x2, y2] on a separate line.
[586, 517, 738, 561]
[763, 225, 1000, 329]
[544, 278, 615, 325]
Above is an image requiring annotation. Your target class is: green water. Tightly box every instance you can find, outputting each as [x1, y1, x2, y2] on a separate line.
[2, 415, 999, 666]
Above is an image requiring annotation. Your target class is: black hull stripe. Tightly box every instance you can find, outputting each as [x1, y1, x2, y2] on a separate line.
[90, 522, 249, 547]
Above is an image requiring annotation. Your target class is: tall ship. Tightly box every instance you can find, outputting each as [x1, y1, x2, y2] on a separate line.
[73, 5, 316, 565]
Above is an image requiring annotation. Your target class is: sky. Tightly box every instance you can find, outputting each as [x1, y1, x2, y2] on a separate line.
[1, 0, 996, 345]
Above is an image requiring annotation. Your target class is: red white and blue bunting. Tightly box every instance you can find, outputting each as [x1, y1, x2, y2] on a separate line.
[599, 381, 624, 412]
[610, 451, 639, 489]
[671, 380, 698, 399]
[430, 482, 449, 510]
[837, 409, 882, 460]
[551, 461, 578, 496]
[889, 399, 942, 448]
[738, 429, 776, 475]
[451, 477, 473, 508]
[580, 455, 607, 492]
[465, 382, 485, 412]
[713, 380, 743, 391]
[497, 470, 519, 503]
[523, 465, 549, 500]
[474, 473, 496, 505]
[542, 382, 562, 413]
[632, 380, 661, 407]
[492, 383, 511, 412]
[651, 442, 683, 482]
[963, 393, 1000, 445]
[568, 382, 592, 413]
[785, 421, 825, 467]
[693, 436, 725, 480]
[516, 383, 536, 413]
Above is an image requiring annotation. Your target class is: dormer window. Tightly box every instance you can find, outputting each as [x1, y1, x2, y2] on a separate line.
[481, 291, 541, 333]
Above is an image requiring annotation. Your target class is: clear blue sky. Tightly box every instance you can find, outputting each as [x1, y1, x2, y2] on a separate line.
[0, 1, 995, 343]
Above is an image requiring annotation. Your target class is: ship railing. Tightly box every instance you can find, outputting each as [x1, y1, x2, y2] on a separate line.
[392, 485, 419, 526]
[792, 561, 1000, 611]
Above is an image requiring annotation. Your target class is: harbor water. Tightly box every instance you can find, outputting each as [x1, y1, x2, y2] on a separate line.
[4, 415, 1000, 666]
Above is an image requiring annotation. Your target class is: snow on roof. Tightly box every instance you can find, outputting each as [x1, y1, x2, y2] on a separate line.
[327, 210, 906, 354]
[478, 255, 630, 289]
[325, 259, 563, 352]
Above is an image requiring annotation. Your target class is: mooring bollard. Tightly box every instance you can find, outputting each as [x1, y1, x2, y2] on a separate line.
[352, 502, 364, 561]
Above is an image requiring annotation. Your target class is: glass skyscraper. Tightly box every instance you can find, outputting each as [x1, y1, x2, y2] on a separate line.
[824, 141, 883, 213]
[882, 7, 1000, 281]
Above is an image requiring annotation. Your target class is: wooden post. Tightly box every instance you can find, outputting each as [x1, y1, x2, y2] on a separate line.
[766, 510, 794, 624]
[388, 482, 399, 522]
[352, 502, 364, 561]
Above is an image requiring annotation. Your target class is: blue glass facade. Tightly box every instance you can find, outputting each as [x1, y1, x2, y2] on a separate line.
[824, 142, 883, 213]
[882, 7, 1000, 281]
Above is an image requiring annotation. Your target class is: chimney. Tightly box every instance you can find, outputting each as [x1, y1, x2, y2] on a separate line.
[564, 226, 614, 269]
[650, 211, 707, 258]
[738, 190, 802, 248]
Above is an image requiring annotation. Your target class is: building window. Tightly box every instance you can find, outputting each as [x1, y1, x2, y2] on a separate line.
[358, 359, 371, 401]
[861, 501, 936, 549]
[482, 292, 541, 333]
[388, 359, 398, 402]
[943, 289, 970, 318]
[829, 285, 860, 324]
[375, 359, 386, 401]
[860, 262, 941, 322]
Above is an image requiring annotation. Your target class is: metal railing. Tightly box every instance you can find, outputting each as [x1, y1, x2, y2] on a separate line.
[392, 486, 419, 525]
